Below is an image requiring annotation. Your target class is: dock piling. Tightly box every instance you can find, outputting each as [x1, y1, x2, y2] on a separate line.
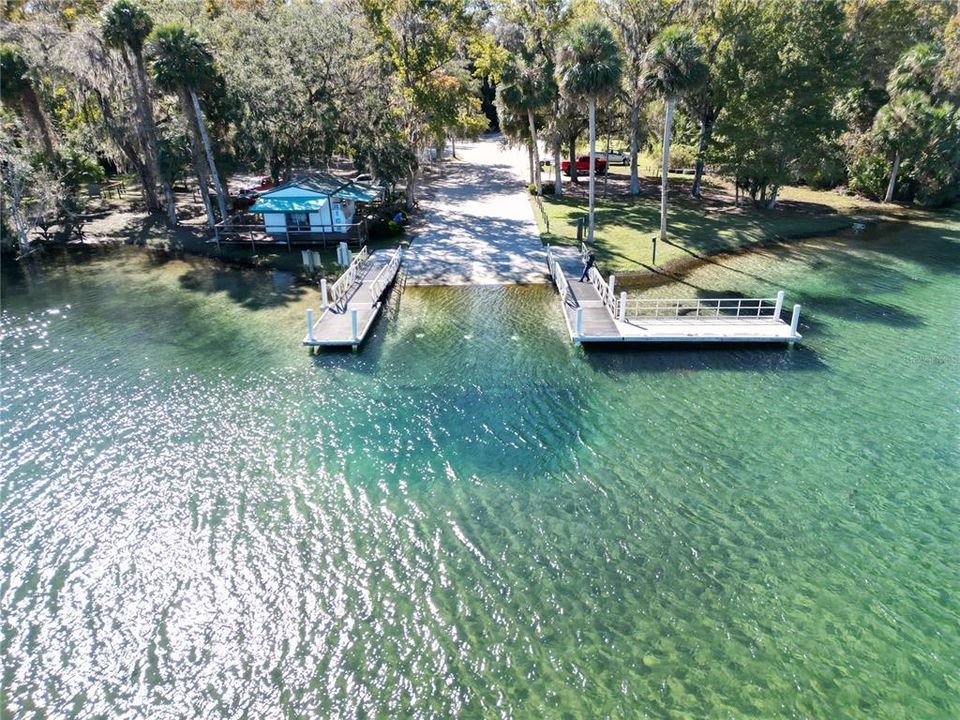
[575, 307, 584, 337]
[320, 278, 329, 310]
[789, 304, 802, 341]
[775, 290, 785, 318]
[619, 292, 627, 322]
[351, 308, 359, 343]
[306, 309, 315, 343]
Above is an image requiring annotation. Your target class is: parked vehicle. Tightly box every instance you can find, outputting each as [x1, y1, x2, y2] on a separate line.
[560, 155, 608, 176]
[598, 149, 630, 166]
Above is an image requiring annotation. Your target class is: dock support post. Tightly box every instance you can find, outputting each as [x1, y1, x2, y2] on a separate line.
[306, 309, 315, 343]
[775, 290, 785, 318]
[789, 304, 801, 343]
[575, 307, 584, 337]
[619, 292, 627, 322]
[608, 274, 615, 297]
[320, 278, 329, 310]
[351, 308, 359, 343]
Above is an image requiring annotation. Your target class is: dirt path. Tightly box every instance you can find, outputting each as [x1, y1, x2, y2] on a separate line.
[404, 135, 547, 285]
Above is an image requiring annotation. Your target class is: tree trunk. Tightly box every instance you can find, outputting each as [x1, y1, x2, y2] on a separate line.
[766, 184, 780, 209]
[588, 98, 597, 244]
[884, 150, 901, 203]
[181, 92, 215, 227]
[553, 144, 562, 195]
[451, 134, 456, 159]
[528, 144, 534, 184]
[568, 135, 579, 184]
[603, 110, 611, 197]
[405, 169, 417, 211]
[128, 50, 165, 217]
[527, 108, 542, 195]
[20, 86, 56, 160]
[691, 115, 713, 199]
[659, 97, 675, 242]
[190, 89, 228, 223]
[132, 51, 177, 227]
[5, 181, 31, 254]
[629, 96, 640, 195]
[553, 95, 562, 195]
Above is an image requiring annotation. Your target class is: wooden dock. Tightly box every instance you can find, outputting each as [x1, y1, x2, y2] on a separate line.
[303, 246, 403, 348]
[546, 244, 802, 345]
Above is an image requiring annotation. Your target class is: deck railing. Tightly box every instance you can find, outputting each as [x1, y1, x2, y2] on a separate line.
[546, 245, 573, 306]
[328, 245, 370, 305]
[617, 293, 784, 322]
[587, 266, 618, 313]
[369, 247, 403, 301]
[213, 218, 367, 249]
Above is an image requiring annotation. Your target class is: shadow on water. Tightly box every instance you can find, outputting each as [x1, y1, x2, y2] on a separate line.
[177, 258, 305, 310]
[582, 341, 828, 374]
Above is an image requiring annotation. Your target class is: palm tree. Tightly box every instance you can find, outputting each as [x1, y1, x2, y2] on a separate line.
[102, 0, 173, 222]
[874, 90, 931, 203]
[644, 26, 707, 242]
[557, 20, 622, 244]
[149, 23, 228, 227]
[499, 53, 554, 195]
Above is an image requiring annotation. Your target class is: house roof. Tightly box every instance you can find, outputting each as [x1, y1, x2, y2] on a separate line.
[249, 172, 381, 214]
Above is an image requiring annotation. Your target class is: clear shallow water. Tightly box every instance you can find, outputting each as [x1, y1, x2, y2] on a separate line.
[2, 217, 958, 719]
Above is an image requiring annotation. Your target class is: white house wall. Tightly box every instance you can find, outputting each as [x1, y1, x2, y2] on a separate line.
[263, 213, 286, 233]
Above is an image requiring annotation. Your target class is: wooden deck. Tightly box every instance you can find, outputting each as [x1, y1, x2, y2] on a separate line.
[546, 245, 802, 345]
[304, 247, 403, 348]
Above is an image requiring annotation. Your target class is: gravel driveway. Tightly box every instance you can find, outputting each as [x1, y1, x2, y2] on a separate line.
[404, 135, 547, 285]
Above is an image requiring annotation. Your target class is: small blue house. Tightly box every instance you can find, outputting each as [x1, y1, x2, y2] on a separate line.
[249, 173, 382, 238]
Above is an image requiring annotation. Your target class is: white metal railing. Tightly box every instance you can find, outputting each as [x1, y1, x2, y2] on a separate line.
[546, 246, 573, 306]
[587, 266, 617, 312]
[617, 292, 785, 322]
[328, 245, 370, 304]
[369, 247, 403, 301]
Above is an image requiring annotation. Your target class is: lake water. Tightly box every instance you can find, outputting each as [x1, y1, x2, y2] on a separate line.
[2, 214, 958, 718]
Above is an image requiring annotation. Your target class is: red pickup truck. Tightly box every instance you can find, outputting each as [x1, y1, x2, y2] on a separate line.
[560, 155, 608, 176]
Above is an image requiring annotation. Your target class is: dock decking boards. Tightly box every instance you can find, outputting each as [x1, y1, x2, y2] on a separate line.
[547, 245, 802, 345]
[304, 249, 402, 348]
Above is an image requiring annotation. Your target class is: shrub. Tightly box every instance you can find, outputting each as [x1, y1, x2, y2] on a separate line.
[529, 183, 556, 195]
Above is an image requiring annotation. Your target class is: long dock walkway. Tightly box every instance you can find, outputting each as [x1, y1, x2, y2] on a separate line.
[547, 244, 803, 345]
[304, 246, 403, 348]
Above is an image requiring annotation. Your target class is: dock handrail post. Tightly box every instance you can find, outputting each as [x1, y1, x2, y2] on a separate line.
[575, 307, 584, 337]
[351, 308, 359, 342]
[619, 292, 627, 322]
[320, 278, 329, 310]
[774, 290, 785, 318]
[306, 309, 315, 343]
[789, 304, 802, 341]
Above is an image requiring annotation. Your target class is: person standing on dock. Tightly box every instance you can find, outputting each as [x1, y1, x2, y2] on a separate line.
[580, 252, 596, 281]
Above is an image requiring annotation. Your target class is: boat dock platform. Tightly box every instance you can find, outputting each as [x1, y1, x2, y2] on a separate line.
[304, 246, 403, 349]
[546, 244, 802, 345]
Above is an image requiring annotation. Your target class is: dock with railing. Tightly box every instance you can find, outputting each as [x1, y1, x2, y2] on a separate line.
[303, 246, 403, 348]
[546, 244, 802, 345]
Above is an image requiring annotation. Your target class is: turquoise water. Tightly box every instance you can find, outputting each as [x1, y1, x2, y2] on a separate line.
[2, 216, 959, 718]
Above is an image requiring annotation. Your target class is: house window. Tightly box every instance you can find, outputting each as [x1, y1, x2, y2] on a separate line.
[286, 212, 310, 231]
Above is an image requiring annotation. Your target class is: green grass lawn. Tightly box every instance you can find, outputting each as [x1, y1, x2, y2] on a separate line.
[532, 177, 889, 274]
